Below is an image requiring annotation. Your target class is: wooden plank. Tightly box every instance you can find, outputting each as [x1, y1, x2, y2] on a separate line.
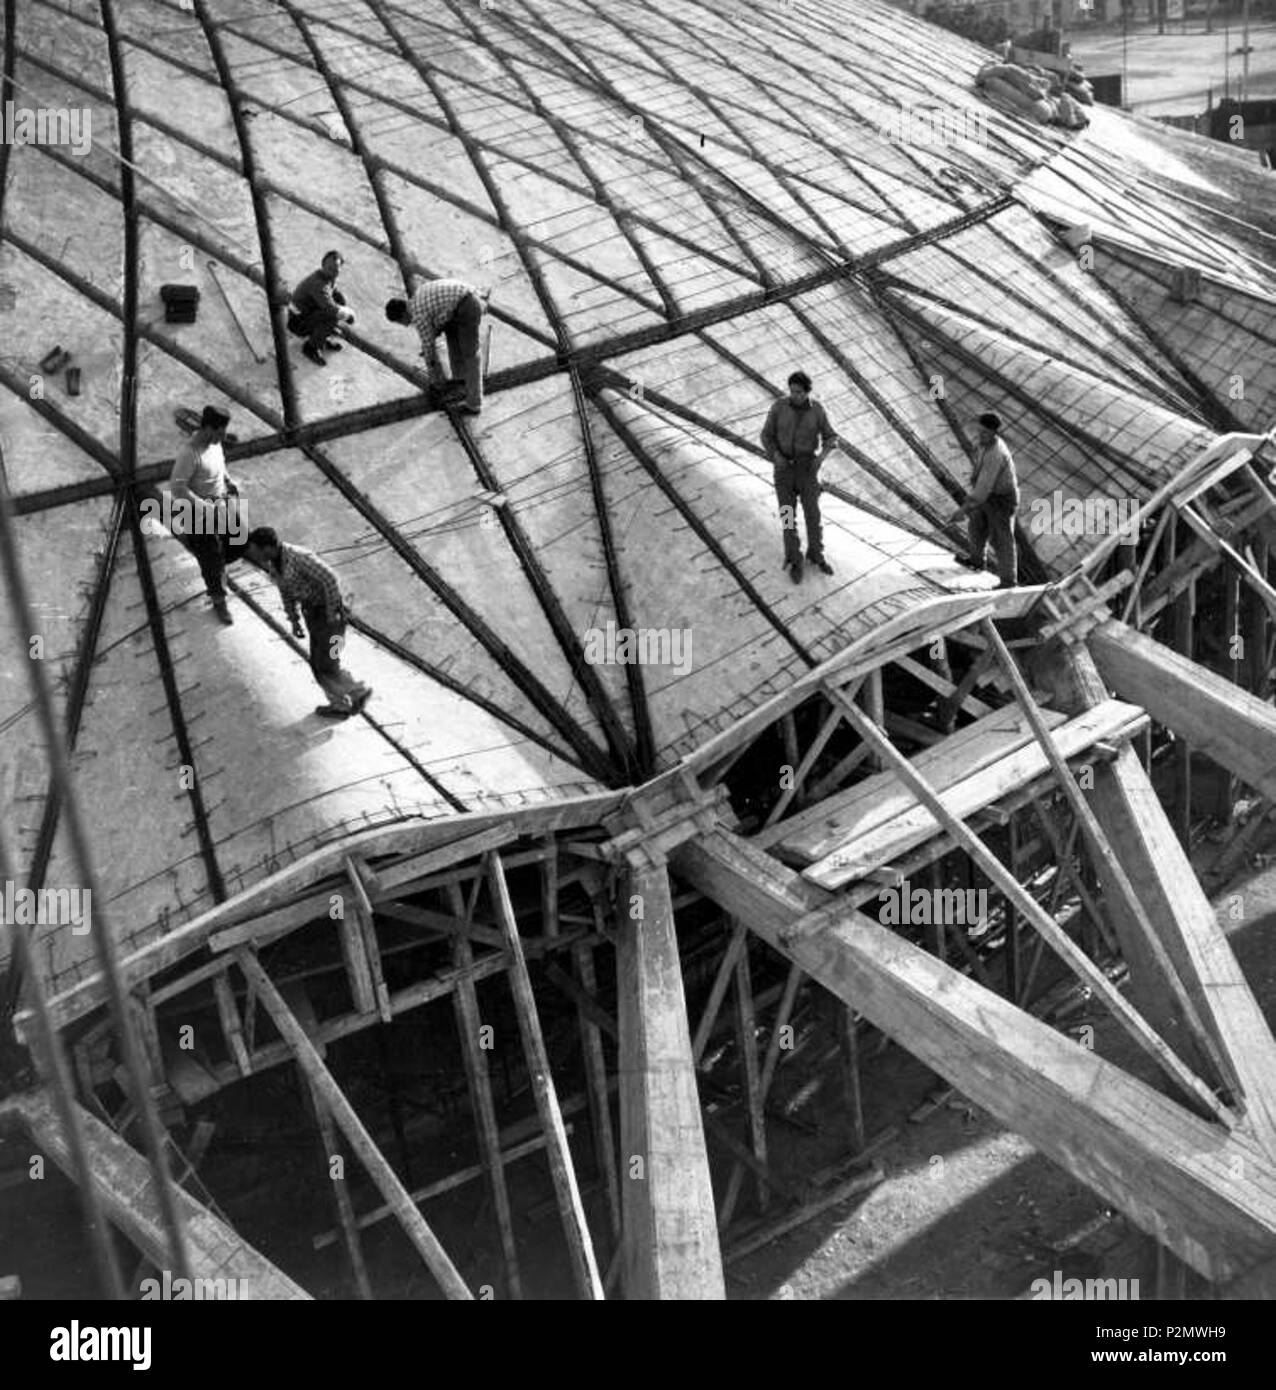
[233, 950, 472, 1300]
[617, 862, 725, 1300]
[733, 945, 768, 1213]
[692, 919, 748, 1063]
[763, 706, 843, 829]
[1085, 742, 1276, 1155]
[822, 692, 1232, 1125]
[1089, 617, 1276, 805]
[345, 858, 390, 1023]
[671, 829, 1276, 1286]
[485, 852, 603, 1300]
[718, 962, 803, 1229]
[213, 974, 251, 1079]
[15, 1088, 311, 1299]
[544, 961, 618, 1041]
[680, 599, 1000, 777]
[805, 701, 1145, 888]
[313, 1130, 568, 1249]
[985, 619, 1228, 1087]
[21, 796, 623, 1037]
[1077, 433, 1267, 578]
[304, 1076, 373, 1300]
[576, 924, 622, 1244]
[760, 705, 1067, 857]
[895, 654, 992, 718]
[448, 878, 522, 1300]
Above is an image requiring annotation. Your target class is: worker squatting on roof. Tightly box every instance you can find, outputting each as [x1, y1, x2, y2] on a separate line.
[243, 528, 373, 722]
[289, 250, 356, 367]
[386, 277, 489, 416]
[760, 371, 841, 585]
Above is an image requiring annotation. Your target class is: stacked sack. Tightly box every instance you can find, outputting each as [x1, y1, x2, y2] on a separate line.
[976, 59, 1091, 129]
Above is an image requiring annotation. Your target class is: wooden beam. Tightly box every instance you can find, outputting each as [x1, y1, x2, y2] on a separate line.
[1082, 741, 1276, 1154]
[692, 919, 749, 1063]
[577, 912, 622, 1243]
[764, 706, 844, 829]
[303, 1074, 373, 1300]
[823, 687, 1232, 1125]
[485, 852, 603, 1300]
[313, 1130, 568, 1249]
[448, 882, 522, 1299]
[213, 974, 251, 1079]
[345, 858, 390, 1023]
[671, 829, 1276, 1287]
[732, 944, 768, 1213]
[1088, 617, 1276, 805]
[805, 699, 1147, 889]
[232, 950, 472, 1300]
[717, 962, 804, 1229]
[14, 1088, 311, 1299]
[617, 862, 726, 1300]
[983, 619, 1229, 1089]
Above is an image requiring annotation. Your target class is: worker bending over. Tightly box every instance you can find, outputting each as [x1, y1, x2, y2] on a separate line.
[386, 277, 487, 415]
[243, 527, 373, 720]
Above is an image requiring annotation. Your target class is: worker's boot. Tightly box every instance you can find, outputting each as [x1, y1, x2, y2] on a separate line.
[211, 597, 234, 625]
[302, 343, 327, 367]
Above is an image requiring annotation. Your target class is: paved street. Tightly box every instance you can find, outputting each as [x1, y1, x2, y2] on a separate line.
[1069, 18, 1276, 114]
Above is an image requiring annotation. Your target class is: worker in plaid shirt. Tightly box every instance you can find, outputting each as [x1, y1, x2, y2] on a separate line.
[385, 277, 487, 415]
[243, 527, 373, 720]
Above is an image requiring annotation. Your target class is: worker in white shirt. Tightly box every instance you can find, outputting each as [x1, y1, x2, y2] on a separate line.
[956, 412, 1019, 588]
[168, 405, 242, 624]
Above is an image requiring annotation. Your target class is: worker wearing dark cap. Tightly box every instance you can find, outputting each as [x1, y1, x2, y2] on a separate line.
[760, 371, 840, 584]
[958, 412, 1019, 587]
[169, 405, 241, 624]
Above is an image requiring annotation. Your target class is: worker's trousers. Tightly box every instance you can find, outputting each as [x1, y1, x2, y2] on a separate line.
[305, 604, 365, 709]
[443, 292, 485, 410]
[968, 494, 1018, 585]
[295, 305, 340, 352]
[773, 454, 824, 565]
[177, 482, 244, 600]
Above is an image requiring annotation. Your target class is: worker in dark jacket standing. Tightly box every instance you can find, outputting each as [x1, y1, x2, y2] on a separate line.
[760, 371, 840, 584]
[292, 250, 354, 367]
[958, 412, 1019, 587]
[243, 527, 373, 720]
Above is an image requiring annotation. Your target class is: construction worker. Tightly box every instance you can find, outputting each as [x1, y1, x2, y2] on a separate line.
[385, 277, 486, 415]
[291, 250, 354, 367]
[958, 412, 1019, 588]
[169, 405, 241, 625]
[760, 371, 840, 584]
[243, 527, 373, 720]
